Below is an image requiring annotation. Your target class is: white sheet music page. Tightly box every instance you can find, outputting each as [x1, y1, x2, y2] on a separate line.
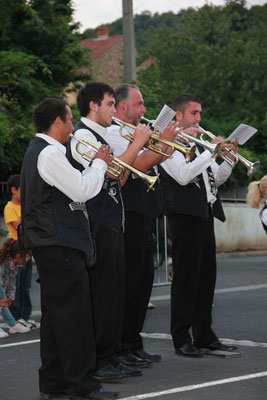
[226, 123, 257, 145]
[152, 105, 176, 133]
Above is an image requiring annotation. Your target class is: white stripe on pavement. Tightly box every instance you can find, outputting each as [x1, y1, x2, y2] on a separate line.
[119, 371, 267, 400]
[151, 283, 267, 301]
[0, 339, 40, 348]
[141, 333, 267, 348]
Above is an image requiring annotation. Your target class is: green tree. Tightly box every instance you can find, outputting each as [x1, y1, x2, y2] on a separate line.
[0, 0, 92, 181]
[137, 0, 267, 185]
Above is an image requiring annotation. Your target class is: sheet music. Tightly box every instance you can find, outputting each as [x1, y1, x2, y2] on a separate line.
[226, 123, 257, 145]
[152, 105, 176, 133]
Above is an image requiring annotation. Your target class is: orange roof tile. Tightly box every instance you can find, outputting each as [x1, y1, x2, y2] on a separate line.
[81, 35, 123, 59]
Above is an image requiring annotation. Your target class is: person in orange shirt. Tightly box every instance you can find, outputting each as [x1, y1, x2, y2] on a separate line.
[4, 175, 40, 330]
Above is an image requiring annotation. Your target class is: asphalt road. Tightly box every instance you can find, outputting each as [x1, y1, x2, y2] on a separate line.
[1, 253, 267, 400]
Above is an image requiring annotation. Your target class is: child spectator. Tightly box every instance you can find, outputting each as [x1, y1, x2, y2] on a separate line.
[3, 175, 40, 329]
[0, 239, 31, 337]
[246, 175, 267, 234]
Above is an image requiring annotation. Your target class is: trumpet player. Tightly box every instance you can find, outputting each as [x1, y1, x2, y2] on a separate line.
[67, 82, 152, 383]
[106, 84, 178, 368]
[20, 98, 117, 400]
[159, 94, 239, 358]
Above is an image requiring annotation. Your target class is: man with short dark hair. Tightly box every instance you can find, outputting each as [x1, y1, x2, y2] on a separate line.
[68, 82, 152, 382]
[20, 97, 117, 400]
[159, 94, 238, 358]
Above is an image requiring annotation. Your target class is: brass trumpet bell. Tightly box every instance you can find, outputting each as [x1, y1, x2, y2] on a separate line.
[199, 127, 261, 175]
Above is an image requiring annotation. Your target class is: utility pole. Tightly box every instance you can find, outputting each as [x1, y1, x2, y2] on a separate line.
[122, 0, 136, 82]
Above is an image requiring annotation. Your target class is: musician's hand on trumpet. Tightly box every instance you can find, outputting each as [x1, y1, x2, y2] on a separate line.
[94, 144, 117, 179]
[157, 121, 181, 160]
[160, 121, 180, 141]
[219, 139, 239, 165]
[95, 144, 113, 164]
[132, 123, 151, 148]
[210, 136, 229, 152]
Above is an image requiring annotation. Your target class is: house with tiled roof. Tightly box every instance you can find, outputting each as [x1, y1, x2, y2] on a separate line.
[81, 26, 125, 87]
[66, 25, 153, 104]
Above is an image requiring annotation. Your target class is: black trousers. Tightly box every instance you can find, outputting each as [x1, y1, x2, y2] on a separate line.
[88, 226, 125, 369]
[32, 245, 100, 396]
[168, 213, 218, 350]
[121, 211, 154, 352]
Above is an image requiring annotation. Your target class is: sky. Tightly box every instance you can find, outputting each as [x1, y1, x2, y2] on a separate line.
[72, 0, 267, 31]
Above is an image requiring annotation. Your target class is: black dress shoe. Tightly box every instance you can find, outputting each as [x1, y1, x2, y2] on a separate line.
[176, 343, 203, 358]
[69, 387, 119, 399]
[205, 340, 238, 352]
[118, 352, 152, 367]
[115, 362, 142, 377]
[40, 390, 69, 399]
[133, 348, 161, 362]
[92, 363, 126, 382]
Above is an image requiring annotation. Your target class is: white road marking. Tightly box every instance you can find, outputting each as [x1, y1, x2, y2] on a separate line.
[0, 339, 40, 348]
[150, 283, 267, 301]
[141, 333, 267, 348]
[119, 371, 267, 400]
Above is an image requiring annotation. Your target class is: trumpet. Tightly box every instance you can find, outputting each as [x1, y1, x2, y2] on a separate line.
[70, 134, 159, 192]
[175, 129, 220, 157]
[199, 127, 261, 176]
[140, 114, 219, 158]
[112, 117, 195, 163]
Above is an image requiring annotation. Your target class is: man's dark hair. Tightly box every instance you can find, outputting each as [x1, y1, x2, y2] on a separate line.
[33, 98, 68, 133]
[77, 82, 114, 117]
[114, 84, 139, 110]
[172, 94, 201, 113]
[7, 174, 20, 195]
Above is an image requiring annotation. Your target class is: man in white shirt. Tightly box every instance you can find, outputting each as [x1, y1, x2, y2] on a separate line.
[20, 98, 118, 400]
[106, 84, 178, 367]
[67, 82, 152, 383]
[160, 94, 238, 358]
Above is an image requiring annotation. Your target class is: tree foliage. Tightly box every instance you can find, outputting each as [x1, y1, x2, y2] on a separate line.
[136, 0, 267, 185]
[0, 0, 92, 180]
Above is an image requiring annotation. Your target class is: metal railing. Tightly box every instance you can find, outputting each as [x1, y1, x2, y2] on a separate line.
[0, 182, 8, 193]
[152, 187, 248, 286]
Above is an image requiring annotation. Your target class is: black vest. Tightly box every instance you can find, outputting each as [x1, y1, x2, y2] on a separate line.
[20, 137, 94, 254]
[260, 203, 267, 234]
[66, 120, 123, 233]
[158, 161, 225, 222]
[121, 168, 164, 218]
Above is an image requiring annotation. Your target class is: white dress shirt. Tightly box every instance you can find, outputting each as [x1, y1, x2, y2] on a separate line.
[36, 133, 107, 203]
[106, 124, 131, 156]
[161, 143, 233, 204]
[106, 123, 153, 171]
[71, 117, 108, 170]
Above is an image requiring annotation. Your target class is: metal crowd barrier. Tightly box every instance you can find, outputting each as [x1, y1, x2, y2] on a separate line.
[153, 216, 172, 286]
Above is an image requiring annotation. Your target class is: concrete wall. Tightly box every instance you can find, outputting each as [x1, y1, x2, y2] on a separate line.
[0, 203, 266, 252]
[215, 202, 266, 252]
